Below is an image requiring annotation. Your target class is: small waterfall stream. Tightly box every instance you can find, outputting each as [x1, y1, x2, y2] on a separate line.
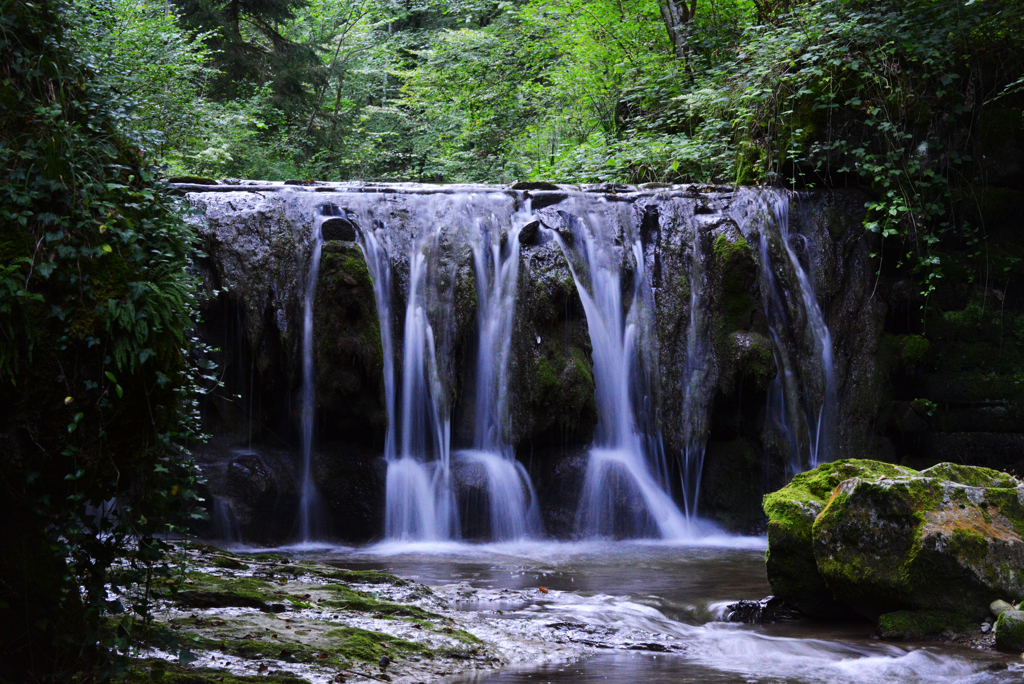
[548, 202, 690, 539]
[732, 189, 836, 475]
[455, 201, 543, 541]
[351, 192, 544, 541]
[297, 214, 329, 542]
[679, 220, 713, 519]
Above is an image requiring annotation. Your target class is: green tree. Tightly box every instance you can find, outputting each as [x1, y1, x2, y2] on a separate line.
[0, 1, 205, 679]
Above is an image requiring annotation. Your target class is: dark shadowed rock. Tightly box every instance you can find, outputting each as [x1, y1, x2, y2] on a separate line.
[321, 216, 358, 242]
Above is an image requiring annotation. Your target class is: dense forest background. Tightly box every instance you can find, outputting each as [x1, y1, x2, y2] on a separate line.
[75, 0, 1024, 289]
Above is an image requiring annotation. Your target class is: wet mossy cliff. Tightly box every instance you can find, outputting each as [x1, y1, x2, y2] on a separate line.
[180, 181, 978, 542]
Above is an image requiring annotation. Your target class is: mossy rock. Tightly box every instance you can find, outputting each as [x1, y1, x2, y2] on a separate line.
[877, 609, 972, 640]
[812, 470, 1024, 620]
[722, 331, 775, 392]
[326, 626, 433, 662]
[712, 226, 757, 332]
[995, 608, 1024, 653]
[210, 555, 248, 570]
[919, 462, 1019, 489]
[129, 660, 307, 684]
[762, 459, 916, 617]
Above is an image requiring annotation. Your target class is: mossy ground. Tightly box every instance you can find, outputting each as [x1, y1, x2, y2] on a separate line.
[134, 544, 500, 682]
[129, 659, 308, 684]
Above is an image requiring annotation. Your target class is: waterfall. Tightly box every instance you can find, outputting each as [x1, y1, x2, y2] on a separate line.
[548, 202, 689, 539]
[297, 213, 329, 542]
[186, 181, 868, 544]
[351, 192, 542, 542]
[679, 223, 711, 519]
[359, 216, 458, 541]
[732, 189, 836, 475]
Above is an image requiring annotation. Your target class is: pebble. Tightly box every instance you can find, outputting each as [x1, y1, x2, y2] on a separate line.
[981, 623, 991, 633]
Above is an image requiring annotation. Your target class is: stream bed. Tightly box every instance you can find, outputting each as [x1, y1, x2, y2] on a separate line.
[262, 539, 1022, 684]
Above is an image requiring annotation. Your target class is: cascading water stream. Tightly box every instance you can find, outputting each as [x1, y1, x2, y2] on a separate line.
[733, 189, 836, 475]
[456, 203, 543, 541]
[679, 230, 711, 519]
[352, 193, 543, 542]
[548, 204, 689, 539]
[297, 215, 329, 542]
[367, 219, 458, 541]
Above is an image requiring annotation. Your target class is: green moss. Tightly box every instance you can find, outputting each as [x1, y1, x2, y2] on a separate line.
[764, 459, 917, 528]
[995, 610, 1024, 652]
[317, 245, 384, 370]
[536, 356, 559, 391]
[947, 528, 988, 564]
[714, 233, 755, 332]
[209, 556, 248, 570]
[324, 585, 440, 619]
[248, 553, 291, 563]
[181, 632, 333, 666]
[325, 627, 433, 662]
[128, 660, 307, 684]
[763, 460, 917, 609]
[919, 463, 1019, 489]
[161, 571, 280, 609]
[570, 346, 593, 385]
[713, 233, 750, 263]
[877, 610, 971, 640]
[321, 568, 412, 586]
[895, 334, 931, 365]
[729, 332, 774, 380]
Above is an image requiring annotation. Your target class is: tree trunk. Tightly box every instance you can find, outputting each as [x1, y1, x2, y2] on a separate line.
[658, 0, 695, 61]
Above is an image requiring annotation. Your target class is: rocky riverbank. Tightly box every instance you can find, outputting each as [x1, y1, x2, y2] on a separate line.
[128, 544, 598, 683]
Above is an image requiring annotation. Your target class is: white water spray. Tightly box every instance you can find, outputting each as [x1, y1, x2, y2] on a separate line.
[298, 214, 329, 541]
[549, 204, 690, 539]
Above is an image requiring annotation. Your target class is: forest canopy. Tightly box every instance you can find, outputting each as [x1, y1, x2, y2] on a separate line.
[72, 0, 1024, 293]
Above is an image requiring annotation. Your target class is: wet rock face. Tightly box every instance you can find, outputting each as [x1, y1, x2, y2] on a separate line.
[509, 239, 597, 450]
[313, 242, 386, 443]
[765, 459, 1024, 623]
[185, 183, 883, 542]
[191, 441, 301, 543]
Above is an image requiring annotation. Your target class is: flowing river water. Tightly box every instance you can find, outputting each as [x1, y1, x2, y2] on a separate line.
[260, 540, 1021, 684]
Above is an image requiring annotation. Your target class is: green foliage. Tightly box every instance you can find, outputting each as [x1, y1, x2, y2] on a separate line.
[0, 0, 206, 679]
[70, 0, 217, 161]
[57, 0, 1024, 310]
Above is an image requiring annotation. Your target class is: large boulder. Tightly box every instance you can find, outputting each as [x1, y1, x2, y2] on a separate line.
[995, 608, 1024, 652]
[813, 464, 1024, 620]
[763, 459, 916, 617]
[764, 459, 1024, 625]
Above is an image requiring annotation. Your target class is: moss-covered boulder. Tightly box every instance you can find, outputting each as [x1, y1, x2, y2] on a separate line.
[763, 459, 916, 617]
[877, 610, 972, 640]
[995, 608, 1024, 653]
[812, 466, 1024, 621]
